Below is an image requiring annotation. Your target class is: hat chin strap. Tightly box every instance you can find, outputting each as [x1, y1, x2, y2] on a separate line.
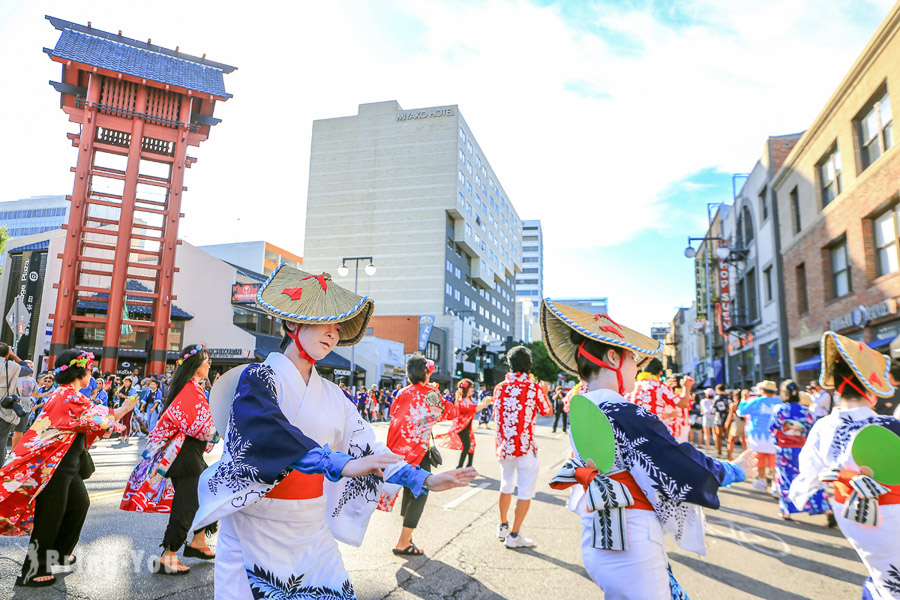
[578, 341, 625, 395]
[837, 375, 875, 407]
[285, 324, 318, 365]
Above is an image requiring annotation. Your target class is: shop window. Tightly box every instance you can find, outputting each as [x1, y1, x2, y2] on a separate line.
[425, 341, 440, 362]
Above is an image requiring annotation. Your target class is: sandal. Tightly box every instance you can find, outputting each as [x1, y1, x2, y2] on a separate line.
[392, 543, 425, 556]
[827, 512, 838, 528]
[152, 556, 191, 575]
[183, 544, 216, 560]
[63, 554, 77, 567]
[15, 574, 56, 587]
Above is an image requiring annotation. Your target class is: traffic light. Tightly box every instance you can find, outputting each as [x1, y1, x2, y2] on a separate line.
[455, 362, 463, 377]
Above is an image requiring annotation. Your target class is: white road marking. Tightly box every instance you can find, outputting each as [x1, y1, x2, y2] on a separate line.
[442, 482, 490, 509]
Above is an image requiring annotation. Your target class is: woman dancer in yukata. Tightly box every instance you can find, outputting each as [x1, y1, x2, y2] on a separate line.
[541, 299, 755, 599]
[191, 265, 477, 600]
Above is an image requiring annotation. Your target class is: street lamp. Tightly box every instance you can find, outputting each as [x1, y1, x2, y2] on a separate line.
[684, 235, 730, 386]
[446, 308, 475, 383]
[337, 256, 375, 391]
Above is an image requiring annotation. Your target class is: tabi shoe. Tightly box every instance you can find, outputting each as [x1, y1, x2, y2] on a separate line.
[497, 523, 510, 540]
[504, 533, 534, 549]
[751, 479, 767, 492]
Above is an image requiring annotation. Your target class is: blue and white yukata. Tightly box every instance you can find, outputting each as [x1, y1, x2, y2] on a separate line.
[768, 402, 829, 516]
[736, 395, 781, 454]
[192, 353, 429, 600]
[556, 389, 744, 600]
[790, 407, 900, 599]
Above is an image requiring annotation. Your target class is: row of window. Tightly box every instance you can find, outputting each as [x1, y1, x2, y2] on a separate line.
[790, 88, 893, 234]
[0, 207, 67, 220]
[6, 225, 59, 237]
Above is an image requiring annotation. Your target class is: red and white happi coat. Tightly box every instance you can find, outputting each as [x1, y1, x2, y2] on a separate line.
[629, 376, 685, 439]
[120, 380, 217, 513]
[385, 383, 457, 467]
[0, 386, 119, 536]
[494, 372, 553, 460]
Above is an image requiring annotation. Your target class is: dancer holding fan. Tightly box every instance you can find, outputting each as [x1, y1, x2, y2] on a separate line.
[541, 299, 755, 599]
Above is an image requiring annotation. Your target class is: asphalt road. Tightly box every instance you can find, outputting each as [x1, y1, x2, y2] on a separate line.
[0, 417, 871, 599]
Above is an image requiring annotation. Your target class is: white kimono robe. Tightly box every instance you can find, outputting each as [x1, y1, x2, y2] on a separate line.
[789, 406, 900, 599]
[192, 353, 423, 599]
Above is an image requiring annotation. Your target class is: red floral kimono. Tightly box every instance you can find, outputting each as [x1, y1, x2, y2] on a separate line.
[435, 394, 478, 453]
[120, 380, 217, 513]
[386, 383, 458, 466]
[0, 386, 119, 536]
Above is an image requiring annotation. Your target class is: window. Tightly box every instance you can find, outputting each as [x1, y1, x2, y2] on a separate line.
[817, 144, 842, 206]
[455, 267, 461, 279]
[458, 191, 465, 207]
[523, 256, 538, 263]
[796, 263, 809, 314]
[466, 161, 473, 175]
[446, 283, 453, 296]
[459, 148, 465, 162]
[458, 170, 465, 186]
[459, 128, 466, 142]
[425, 341, 440, 362]
[465, 223, 472, 237]
[522, 267, 539, 273]
[466, 141, 473, 154]
[764, 266, 773, 302]
[466, 201, 472, 216]
[829, 238, 852, 298]
[741, 206, 754, 244]
[446, 260, 453, 273]
[746, 268, 759, 322]
[858, 89, 893, 169]
[464, 296, 470, 307]
[759, 186, 768, 221]
[874, 206, 900, 276]
[454, 289, 460, 301]
[790, 187, 801, 234]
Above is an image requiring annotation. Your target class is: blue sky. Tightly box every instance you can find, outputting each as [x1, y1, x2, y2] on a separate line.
[0, 0, 895, 332]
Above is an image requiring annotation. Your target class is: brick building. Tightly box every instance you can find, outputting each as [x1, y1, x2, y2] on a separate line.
[774, 3, 900, 377]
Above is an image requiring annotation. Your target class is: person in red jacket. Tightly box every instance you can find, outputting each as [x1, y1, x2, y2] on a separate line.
[493, 346, 553, 548]
[436, 379, 492, 469]
[383, 356, 461, 556]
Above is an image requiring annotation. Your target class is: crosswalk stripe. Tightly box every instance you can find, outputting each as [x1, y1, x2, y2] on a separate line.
[442, 482, 490, 509]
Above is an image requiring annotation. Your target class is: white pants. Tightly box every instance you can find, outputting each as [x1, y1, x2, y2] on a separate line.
[581, 509, 671, 600]
[499, 453, 540, 500]
[833, 501, 900, 599]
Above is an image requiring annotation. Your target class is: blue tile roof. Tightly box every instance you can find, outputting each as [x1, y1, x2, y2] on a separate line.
[8, 241, 50, 252]
[47, 17, 233, 98]
[76, 279, 193, 320]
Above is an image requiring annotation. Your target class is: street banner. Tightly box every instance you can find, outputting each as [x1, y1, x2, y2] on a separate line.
[417, 315, 435, 352]
[695, 251, 708, 320]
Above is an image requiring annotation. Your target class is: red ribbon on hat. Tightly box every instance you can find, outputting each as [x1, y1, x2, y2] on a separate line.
[595, 313, 624, 338]
[282, 287, 304, 301]
[301, 274, 328, 292]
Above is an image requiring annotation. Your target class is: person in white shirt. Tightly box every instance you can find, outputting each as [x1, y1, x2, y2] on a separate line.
[809, 381, 832, 419]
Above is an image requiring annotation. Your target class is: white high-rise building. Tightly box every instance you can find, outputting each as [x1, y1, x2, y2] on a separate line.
[303, 101, 524, 365]
[515, 219, 543, 342]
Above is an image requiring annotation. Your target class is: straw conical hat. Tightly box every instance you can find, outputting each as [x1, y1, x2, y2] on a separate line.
[256, 264, 374, 346]
[820, 331, 894, 397]
[541, 298, 663, 376]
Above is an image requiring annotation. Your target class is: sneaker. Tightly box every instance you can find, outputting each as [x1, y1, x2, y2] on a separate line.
[770, 484, 779, 498]
[496, 523, 510, 540]
[752, 479, 767, 492]
[504, 533, 534, 549]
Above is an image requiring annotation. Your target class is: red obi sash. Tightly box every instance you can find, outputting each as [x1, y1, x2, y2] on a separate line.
[574, 467, 654, 511]
[833, 470, 900, 505]
[266, 471, 324, 500]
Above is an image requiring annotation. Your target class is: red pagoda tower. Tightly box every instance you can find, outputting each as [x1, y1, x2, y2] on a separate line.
[45, 16, 235, 375]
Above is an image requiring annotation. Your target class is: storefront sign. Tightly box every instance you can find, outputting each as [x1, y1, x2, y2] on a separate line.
[334, 369, 351, 377]
[207, 348, 253, 359]
[417, 315, 435, 352]
[231, 283, 262, 304]
[717, 251, 731, 333]
[12, 250, 44, 355]
[829, 299, 898, 331]
[694, 252, 708, 320]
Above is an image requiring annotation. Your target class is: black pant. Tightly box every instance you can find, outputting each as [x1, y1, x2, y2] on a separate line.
[456, 422, 474, 469]
[22, 445, 89, 578]
[162, 476, 211, 551]
[552, 409, 568, 433]
[399, 455, 433, 530]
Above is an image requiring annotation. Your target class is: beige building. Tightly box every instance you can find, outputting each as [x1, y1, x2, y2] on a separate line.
[303, 101, 524, 361]
[773, 3, 900, 379]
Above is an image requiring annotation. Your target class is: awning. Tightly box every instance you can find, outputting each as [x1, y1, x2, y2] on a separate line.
[76, 280, 193, 319]
[316, 352, 365, 373]
[795, 336, 896, 372]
